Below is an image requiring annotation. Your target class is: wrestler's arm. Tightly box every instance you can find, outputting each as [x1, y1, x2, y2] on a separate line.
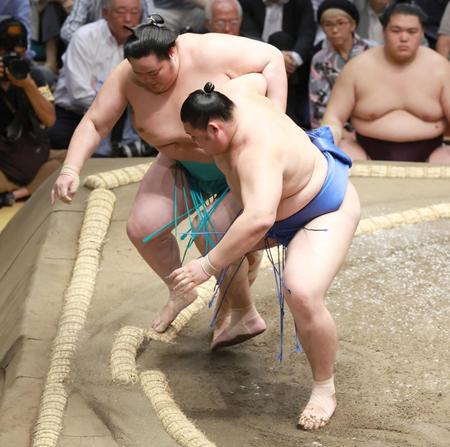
[436, 35, 450, 59]
[51, 63, 128, 204]
[205, 34, 287, 112]
[207, 153, 282, 269]
[440, 61, 450, 126]
[321, 62, 357, 145]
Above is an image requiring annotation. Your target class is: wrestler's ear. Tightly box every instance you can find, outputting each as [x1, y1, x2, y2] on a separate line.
[206, 121, 220, 138]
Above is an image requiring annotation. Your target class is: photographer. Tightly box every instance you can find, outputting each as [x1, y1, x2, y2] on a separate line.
[0, 17, 56, 208]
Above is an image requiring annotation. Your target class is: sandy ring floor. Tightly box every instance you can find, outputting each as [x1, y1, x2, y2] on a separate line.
[27, 161, 450, 447]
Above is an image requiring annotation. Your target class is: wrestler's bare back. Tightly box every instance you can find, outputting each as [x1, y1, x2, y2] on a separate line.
[349, 46, 450, 141]
[214, 89, 328, 221]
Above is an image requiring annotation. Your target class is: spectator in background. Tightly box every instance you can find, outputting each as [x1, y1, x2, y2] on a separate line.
[309, 0, 374, 128]
[0, 0, 34, 58]
[30, 0, 73, 74]
[205, 0, 242, 34]
[436, 1, 450, 59]
[61, 0, 154, 44]
[153, 0, 207, 33]
[354, 0, 390, 44]
[48, 0, 144, 153]
[0, 18, 57, 208]
[240, 0, 316, 127]
[416, 0, 448, 49]
[322, 1, 450, 162]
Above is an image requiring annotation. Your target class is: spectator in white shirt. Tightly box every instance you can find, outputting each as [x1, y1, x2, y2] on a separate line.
[60, 0, 154, 44]
[48, 0, 142, 151]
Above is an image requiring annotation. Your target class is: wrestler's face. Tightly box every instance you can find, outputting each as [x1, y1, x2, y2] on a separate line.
[384, 14, 423, 63]
[129, 48, 178, 94]
[183, 122, 228, 154]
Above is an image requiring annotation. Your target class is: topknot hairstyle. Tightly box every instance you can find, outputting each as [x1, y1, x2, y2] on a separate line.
[379, 0, 427, 29]
[180, 82, 235, 130]
[124, 14, 177, 60]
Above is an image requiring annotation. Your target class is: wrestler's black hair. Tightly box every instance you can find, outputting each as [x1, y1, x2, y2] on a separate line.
[380, 0, 427, 29]
[180, 82, 235, 130]
[124, 14, 177, 60]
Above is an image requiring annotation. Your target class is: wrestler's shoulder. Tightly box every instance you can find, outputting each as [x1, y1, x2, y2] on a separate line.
[418, 46, 450, 75]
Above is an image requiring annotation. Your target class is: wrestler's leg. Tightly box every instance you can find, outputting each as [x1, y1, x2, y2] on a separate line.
[282, 183, 360, 430]
[192, 192, 266, 348]
[428, 145, 450, 163]
[339, 138, 369, 161]
[126, 153, 196, 332]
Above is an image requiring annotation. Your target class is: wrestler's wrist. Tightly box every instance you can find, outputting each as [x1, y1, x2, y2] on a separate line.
[321, 122, 342, 143]
[60, 163, 81, 190]
[200, 253, 221, 277]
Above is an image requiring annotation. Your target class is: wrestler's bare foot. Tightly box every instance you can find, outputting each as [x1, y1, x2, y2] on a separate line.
[152, 288, 199, 333]
[297, 377, 336, 431]
[211, 305, 266, 350]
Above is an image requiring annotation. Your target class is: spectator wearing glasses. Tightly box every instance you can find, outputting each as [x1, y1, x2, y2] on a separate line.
[60, 0, 154, 44]
[48, 0, 144, 152]
[205, 0, 242, 35]
[309, 0, 374, 128]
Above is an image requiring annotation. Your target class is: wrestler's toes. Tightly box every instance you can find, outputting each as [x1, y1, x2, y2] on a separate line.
[297, 406, 330, 431]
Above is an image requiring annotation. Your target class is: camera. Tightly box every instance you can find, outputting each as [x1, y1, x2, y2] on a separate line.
[1, 52, 30, 80]
[0, 18, 30, 80]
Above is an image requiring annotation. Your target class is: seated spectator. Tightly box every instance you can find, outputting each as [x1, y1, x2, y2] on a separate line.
[0, 0, 35, 60]
[309, 0, 374, 128]
[322, 1, 450, 163]
[48, 0, 148, 154]
[436, 1, 450, 59]
[240, 0, 316, 127]
[153, 0, 206, 34]
[30, 0, 72, 74]
[0, 18, 57, 208]
[204, 0, 242, 34]
[415, 0, 448, 49]
[354, 0, 390, 44]
[60, 0, 154, 44]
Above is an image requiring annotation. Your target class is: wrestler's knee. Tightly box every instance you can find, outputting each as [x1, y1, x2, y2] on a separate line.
[282, 278, 322, 321]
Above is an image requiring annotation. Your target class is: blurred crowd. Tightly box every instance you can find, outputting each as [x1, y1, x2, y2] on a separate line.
[1, 0, 449, 207]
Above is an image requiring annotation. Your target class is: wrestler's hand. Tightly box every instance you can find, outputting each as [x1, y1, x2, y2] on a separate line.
[169, 258, 211, 294]
[51, 164, 80, 205]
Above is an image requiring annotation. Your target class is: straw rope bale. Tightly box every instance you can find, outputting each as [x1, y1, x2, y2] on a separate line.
[111, 326, 145, 384]
[141, 370, 216, 447]
[350, 162, 450, 178]
[83, 163, 150, 189]
[32, 189, 115, 447]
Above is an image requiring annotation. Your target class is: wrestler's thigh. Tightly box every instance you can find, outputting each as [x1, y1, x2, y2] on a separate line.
[283, 182, 360, 299]
[200, 191, 242, 245]
[129, 153, 190, 234]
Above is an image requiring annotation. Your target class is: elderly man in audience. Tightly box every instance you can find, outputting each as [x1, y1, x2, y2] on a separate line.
[48, 0, 147, 156]
[322, 1, 450, 163]
[204, 0, 242, 35]
[60, 0, 154, 44]
[309, 0, 374, 129]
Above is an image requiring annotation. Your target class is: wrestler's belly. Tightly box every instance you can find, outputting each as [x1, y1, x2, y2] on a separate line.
[275, 152, 328, 221]
[352, 111, 446, 142]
